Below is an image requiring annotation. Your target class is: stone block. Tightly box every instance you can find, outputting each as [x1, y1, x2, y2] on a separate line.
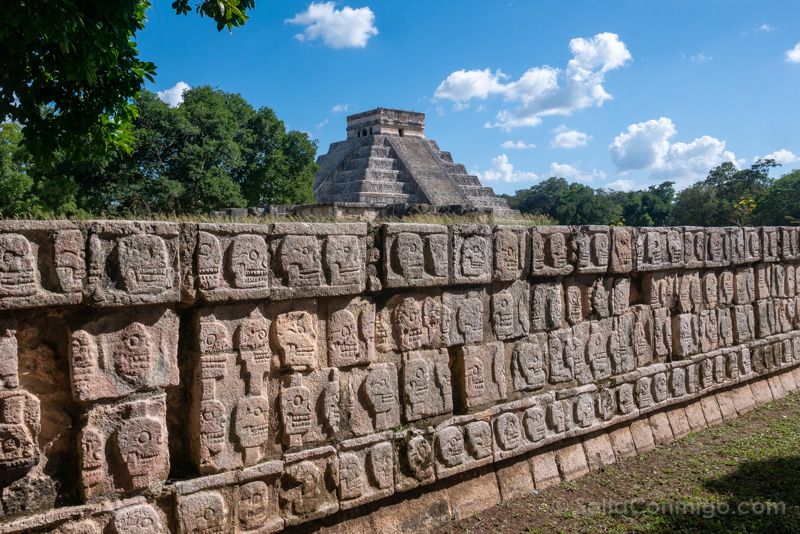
[493, 225, 528, 281]
[112, 503, 168, 533]
[453, 342, 506, 411]
[665, 407, 691, 439]
[750, 378, 774, 405]
[530, 226, 574, 276]
[337, 432, 394, 510]
[729, 384, 756, 414]
[529, 449, 561, 489]
[609, 226, 635, 273]
[767, 374, 786, 399]
[509, 334, 548, 393]
[608, 425, 637, 460]
[636, 227, 684, 271]
[382, 223, 449, 288]
[0, 220, 84, 310]
[715, 392, 737, 420]
[394, 428, 435, 492]
[433, 414, 494, 479]
[532, 281, 563, 331]
[401, 349, 453, 422]
[280, 446, 339, 526]
[683, 227, 706, 269]
[348, 363, 400, 436]
[684, 402, 707, 430]
[743, 227, 763, 263]
[582, 433, 616, 471]
[576, 225, 610, 274]
[554, 441, 590, 481]
[327, 296, 376, 368]
[443, 289, 488, 347]
[705, 227, 730, 267]
[780, 226, 800, 260]
[370, 487, 451, 533]
[451, 224, 493, 285]
[447, 469, 502, 521]
[649, 412, 674, 446]
[86, 221, 181, 306]
[700, 396, 723, 426]
[376, 292, 444, 353]
[762, 226, 781, 262]
[491, 280, 530, 341]
[781, 368, 798, 392]
[495, 458, 535, 500]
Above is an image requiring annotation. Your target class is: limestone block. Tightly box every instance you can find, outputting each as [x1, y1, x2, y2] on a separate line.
[78, 394, 169, 500]
[671, 313, 700, 358]
[675, 272, 701, 314]
[705, 227, 730, 267]
[611, 277, 631, 316]
[718, 270, 735, 307]
[716, 392, 737, 420]
[548, 328, 579, 384]
[193, 223, 270, 303]
[369, 486, 451, 533]
[510, 334, 548, 392]
[451, 224, 492, 285]
[531, 281, 563, 331]
[717, 307, 734, 348]
[743, 227, 763, 263]
[701, 272, 718, 310]
[376, 292, 444, 353]
[554, 441, 590, 481]
[700, 396, 723, 426]
[729, 384, 756, 414]
[401, 349, 452, 422]
[530, 226, 574, 276]
[270, 222, 367, 300]
[348, 362, 400, 435]
[327, 296, 375, 368]
[616, 382, 637, 416]
[529, 449, 561, 489]
[732, 304, 756, 344]
[433, 414, 494, 479]
[666, 407, 691, 438]
[0, 221, 84, 310]
[577, 225, 610, 274]
[698, 310, 719, 354]
[582, 432, 616, 471]
[755, 299, 776, 338]
[86, 221, 180, 306]
[733, 267, 755, 305]
[609, 226, 635, 273]
[755, 263, 773, 300]
[447, 469, 502, 521]
[564, 279, 589, 325]
[442, 289, 487, 347]
[608, 425, 636, 460]
[629, 419, 656, 453]
[589, 277, 612, 319]
[636, 227, 683, 271]
[280, 446, 339, 526]
[237, 462, 285, 534]
[337, 432, 394, 510]
[682, 227, 706, 269]
[495, 457, 534, 500]
[493, 225, 527, 281]
[489, 393, 561, 462]
[683, 402, 707, 430]
[177, 488, 234, 534]
[68, 308, 179, 402]
[767, 374, 786, 399]
[750, 378, 774, 405]
[490, 280, 530, 341]
[728, 227, 746, 265]
[648, 412, 674, 446]
[610, 314, 637, 375]
[453, 342, 506, 411]
[394, 427, 435, 492]
[643, 271, 677, 309]
[111, 503, 168, 534]
[781, 367, 798, 392]
[382, 223, 448, 288]
[761, 226, 781, 262]
[780, 226, 800, 260]
[279, 369, 341, 450]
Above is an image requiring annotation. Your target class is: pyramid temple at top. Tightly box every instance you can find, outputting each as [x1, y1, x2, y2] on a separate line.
[313, 108, 518, 215]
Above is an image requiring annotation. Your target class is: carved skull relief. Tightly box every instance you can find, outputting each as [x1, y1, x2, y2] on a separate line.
[494, 230, 520, 277]
[339, 452, 364, 500]
[112, 504, 164, 534]
[492, 290, 515, 339]
[284, 460, 323, 516]
[280, 375, 312, 447]
[113, 405, 167, 489]
[279, 235, 322, 287]
[436, 426, 464, 467]
[196, 232, 222, 290]
[325, 235, 361, 286]
[548, 232, 567, 269]
[234, 395, 270, 452]
[494, 412, 521, 451]
[394, 233, 424, 281]
[405, 433, 432, 481]
[523, 407, 546, 442]
[0, 233, 36, 297]
[329, 309, 360, 365]
[199, 399, 226, 458]
[275, 311, 317, 369]
[229, 234, 268, 289]
[239, 481, 270, 531]
[365, 366, 395, 415]
[464, 421, 492, 459]
[70, 330, 96, 398]
[460, 235, 488, 278]
[112, 322, 154, 387]
[180, 491, 228, 534]
[117, 234, 172, 294]
[368, 442, 393, 489]
[55, 230, 85, 292]
[394, 298, 426, 351]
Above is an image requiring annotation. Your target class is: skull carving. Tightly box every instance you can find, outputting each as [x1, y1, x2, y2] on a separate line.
[236, 310, 271, 385]
[112, 322, 154, 388]
[709, 231, 723, 262]
[198, 317, 231, 355]
[368, 442, 394, 490]
[394, 298, 426, 351]
[196, 232, 222, 290]
[512, 341, 545, 390]
[283, 460, 323, 516]
[635, 377, 653, 407]
[457, 296, 483, 344]
[57, 520, 100, 534]
[234, 395, 270, 453]
[180, 491, 228, 534]
[112, 504, 164, 534]
[494, 230, 520, 277]
[667, 230, 683, 263]
[464, 421, 492, 459]
[405, 433, 432, 481]
[365, 366, 395, 415]
[114, 403, 167, 489]
[322, 369, 340, 434]
[494, 413, 521, 451]
[492, 290, 515, 339]
[55, 230, 85, 292]
[117, 234, 172, 294]
[531, 233, 545, 271]
[547, 232, 567, 269]
[404, 358, 430, 415]
[592, 233, 609, 267]
[575, 394, 595, 428]
[436, 426, 464, 467]
[199, 399, 226, 458]
[68, 331, 95, 398]
[229, 234, 268, 289]
[325, 235, 361, 286]
[0, 233, 36, 297]
[80, 428, 104, 472]
[422, 297, 442, 344]
[547, 402, 565, 433]
[339, 453, 364, 500]
[239, 481, 270, 531]
[275, 311, 317, 369]
[646, 231, 663, 266]
[280, 375, 312, 447]
[394, 233, 424, 281]
[329, 309, 360, 366]
[523, 407, 546, 442]
[460, 235, 488, 278]
[279, 235, 322, 287]
[463, 355, 485, 400]
[618, 384, 635, 413]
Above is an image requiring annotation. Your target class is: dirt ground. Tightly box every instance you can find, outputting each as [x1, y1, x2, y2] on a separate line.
[437, 394, 800, 534]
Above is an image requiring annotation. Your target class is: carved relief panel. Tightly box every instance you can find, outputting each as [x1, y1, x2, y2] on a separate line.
[453, 342, 506, 411]
[401, 349, 452, 422]
[337, 432, 394, 509]
[442, 289, 486, 346]
[742, 227, 762, 263]
[177, 489, 232, 534]
[493, 225, 527, 280]
[433, 415, 493, 479]
[394, 428, 435, 491]
[643, 272, 677, 309]
[636, 227, 683, 271]
[761, 227, 780, 262]
[280, 446, 339, 526]
[452, 224, 492, 284]
[279, 369, 340, 449]
[781, 226, 800, 261]
[193, 224, 270, 303]
[382, 223, 449, 288]
[671, 313, 700, 358]
[348, 362, 400, 436]
[531, 226, 574, 276]
[78, 394, 169, 500]
[111, 503, 167, 534]
[732, 304, 756, 344]
[510, 334, 548, 392]
[86, 221, 180, 306]
[531, 282, 563, 331]
[683, 227, 706, 269]
[68, 309, 179, 402]
[734, 268, 756, 305]
[490, 280, 530, 341]
[271, 222, 367, 300]
[705, 228, 730, 268]
[576, 225, 610, 274]
[610, 226, 634, 273]
[327, 297, 375, 367]
[0, 221, 84, 309]
[376, 293, 444, 353]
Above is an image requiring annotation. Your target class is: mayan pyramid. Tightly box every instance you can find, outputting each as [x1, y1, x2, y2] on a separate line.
[313, 108, 518, 215]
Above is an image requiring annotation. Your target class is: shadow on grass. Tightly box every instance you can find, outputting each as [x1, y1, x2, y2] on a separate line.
[643, 455, 800, 533]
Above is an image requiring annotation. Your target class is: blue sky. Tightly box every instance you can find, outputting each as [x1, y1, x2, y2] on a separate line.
[139, 0, 800, 195]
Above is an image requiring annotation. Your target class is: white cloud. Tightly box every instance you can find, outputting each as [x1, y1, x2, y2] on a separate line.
[287, 2, 378, 49]
[478, 154, 538, 183]
[786, 42, 800, 64]
[610, 117, 738, 187]
[757, 149, 799, 165]
[157, 81, 190, 107]
[606, 179, 635, 191]
[316, 118, 329, 130]
[501, 140, 536, 150]
[331, 103, 349, 113]
[548, 162, 605, 182]
[551, 126, 591, 148]
[756, 23, 776, 32]
[687, 52, 712, 64]
[434, 32, 631, 129]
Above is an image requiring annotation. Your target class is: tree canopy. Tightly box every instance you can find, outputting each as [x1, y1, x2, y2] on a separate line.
[0, 1, 254, 166]
[3, 86, 317, 217]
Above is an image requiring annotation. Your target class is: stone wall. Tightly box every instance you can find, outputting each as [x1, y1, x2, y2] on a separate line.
[0, 220, 799, 533]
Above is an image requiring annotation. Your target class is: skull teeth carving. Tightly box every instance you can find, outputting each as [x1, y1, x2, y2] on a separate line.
[461, 235, 488, 277]
[113, 322, 154, 386]
[118, 234, 173, 293]
[229, 234, 269, 289]
[0, 233, 36, 297]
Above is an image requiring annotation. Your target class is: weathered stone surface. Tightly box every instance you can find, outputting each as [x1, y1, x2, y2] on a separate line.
[337, 432, 394, 509]
[495, 458, 534, 500]
[382, 224, 449, 288]
[553, 441, 590, 481]
[327, 297, 375, 368]
[376, 292, 444, 353]
[453, 342, 506, 411]
[636, 227, 684, 271]
[442, 289, 487, 347]
[529, 448, 561, 489]
[447, 469, 502, 521]
[493, 225, 527, 281]
[394, 427, 435, 492]
[531, 226, 573, 276]
[452, 224, 493, 285]
[280, 446, 339, 525]
[401, 349, 452, 421]
[491, 280, 530, 341]
[433, 414, 494, 479]
[608, 425, 636, 459]
[683, 227, 706, 269]
[532, 282, 563, 332]
[576, 226, 610, 274]
[629, 419, 656, 452]
[582, 433, 615, 471]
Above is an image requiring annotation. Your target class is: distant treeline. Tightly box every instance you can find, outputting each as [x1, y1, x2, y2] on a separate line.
[503, 159, 800, 227]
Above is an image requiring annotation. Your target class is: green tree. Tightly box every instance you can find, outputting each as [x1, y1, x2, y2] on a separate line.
[757, 169, 800, 224]
[618, 182, 675, 226]
[0, 1, 254, 167]
[0, 122, 39, 216]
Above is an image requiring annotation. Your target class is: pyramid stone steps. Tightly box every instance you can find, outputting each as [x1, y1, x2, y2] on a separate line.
[356, 145, 391, 158]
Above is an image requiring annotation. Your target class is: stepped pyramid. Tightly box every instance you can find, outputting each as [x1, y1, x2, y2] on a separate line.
[314, 108, 518, 215]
